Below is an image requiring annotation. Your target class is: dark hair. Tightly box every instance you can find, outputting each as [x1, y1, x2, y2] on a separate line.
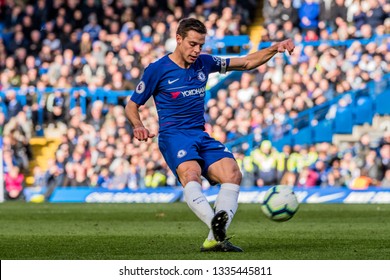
[176, 18, 207, 38]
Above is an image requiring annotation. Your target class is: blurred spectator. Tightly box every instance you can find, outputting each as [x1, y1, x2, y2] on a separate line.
[298, 0, 320, 33]
[349, 168, 375, 189]
[251, 140, 278, 186]
[97, 167, 112, 188]
[379, 131, 390, 148]
[280, 0, 298, 27]
[263, 0, 283, 28]
[365, 0, 387, 29]
[351, 0, 367, 31]
[45, 90, 66, 127]
[43, 155, 65, 200]
[4, 166, 24, 200]
[83, 13, 102, 41]
[326, 168, 347, 188]
[33, 166, 47, 189]
[314, 159, 328, 186]
[379, 143, 390, 172]
[87, 100, 105, 131]
[107, 159, 130, 190]
[280, 171, 297, 186]
[5, 90, 22, 120]
[297, 166, 319, 187]
[0, 112, 5, 135]
[381, 169, 390, 188]
[63, 162, 90, 187]
[3, 112, 33, 171]
[352, 133, 373, 167]
[319, 0, 347, 31]
[361, 150, 384, 181]
[144, 161, 167, 188]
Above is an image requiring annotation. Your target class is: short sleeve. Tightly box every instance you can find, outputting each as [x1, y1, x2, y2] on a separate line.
[130, 63, 159, 105]
[200, 54, 230, 74]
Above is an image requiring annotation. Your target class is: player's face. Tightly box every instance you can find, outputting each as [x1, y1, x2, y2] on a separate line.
[177, 30, 205, 64]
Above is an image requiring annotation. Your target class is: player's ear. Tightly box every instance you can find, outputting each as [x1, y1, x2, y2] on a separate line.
[176, 33, 182, 44]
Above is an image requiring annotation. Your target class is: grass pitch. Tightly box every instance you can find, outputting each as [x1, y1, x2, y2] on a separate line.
[0, 202, 389, 260]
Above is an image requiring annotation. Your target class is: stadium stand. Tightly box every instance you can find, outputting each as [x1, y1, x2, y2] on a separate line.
[0, 0, 389, 201]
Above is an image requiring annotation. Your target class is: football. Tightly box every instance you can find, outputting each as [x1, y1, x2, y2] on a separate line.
[261, 185, 299, 222]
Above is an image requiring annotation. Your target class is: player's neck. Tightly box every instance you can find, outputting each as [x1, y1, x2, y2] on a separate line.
[169, 52, 191, 69]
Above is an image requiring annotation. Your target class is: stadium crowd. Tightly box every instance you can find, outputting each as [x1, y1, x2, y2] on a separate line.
[0, 0, 389, 200]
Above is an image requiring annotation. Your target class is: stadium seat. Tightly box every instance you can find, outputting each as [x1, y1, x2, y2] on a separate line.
[16, 94, 27, 106]
[375, 92, 390, 115]
[313, 120, 333, 143]
[0, 102, 7, 117]
[354, 96, 374, 125]
[292, 126, 313, 146]
[272, 133, 292, 151]
[333, 107, 353, 134]
[207, 35, 251, 55]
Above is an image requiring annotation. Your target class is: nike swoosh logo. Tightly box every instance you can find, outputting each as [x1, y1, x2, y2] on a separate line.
[306, 192, 345, 203]
[168, 78, 179, 84]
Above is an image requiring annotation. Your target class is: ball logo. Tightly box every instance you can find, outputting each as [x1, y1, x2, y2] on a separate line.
[135, 81, 145, 94]
[177, 149, 187, 158]
[197, 71, 206, 82]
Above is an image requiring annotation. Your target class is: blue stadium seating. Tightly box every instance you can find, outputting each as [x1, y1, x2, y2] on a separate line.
[313, 120, 333, 143]
[272, 133, 292, 151]
[354, 96, 374, 125]
[375, 91, 390, 115]
[292, 126, 313, 145]
[333, 106, 354, 134]
[206, 35, 251, 55]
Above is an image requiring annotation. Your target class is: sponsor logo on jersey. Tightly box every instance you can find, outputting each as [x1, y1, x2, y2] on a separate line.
[170, 91, 181, 99]
[135, 81, 145, 94]
[170, 86, 206, 99]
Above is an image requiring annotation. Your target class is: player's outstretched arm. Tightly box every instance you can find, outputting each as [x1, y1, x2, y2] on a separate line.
[125, 100, 155, 142]
[227, 38, 295, 71]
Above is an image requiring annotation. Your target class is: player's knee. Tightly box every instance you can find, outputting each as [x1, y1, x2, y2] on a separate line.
[222, 166, 242, 185]
[231, 167, 242, 185]
[178, 169, 202, 186]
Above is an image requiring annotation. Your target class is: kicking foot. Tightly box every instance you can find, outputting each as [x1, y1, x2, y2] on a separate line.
[200, 238, 243, 252]
[211, 210, 228, 242]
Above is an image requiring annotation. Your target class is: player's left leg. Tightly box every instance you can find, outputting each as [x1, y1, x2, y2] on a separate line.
[196, 132, 243, 251]
[204, 158, 243, 252]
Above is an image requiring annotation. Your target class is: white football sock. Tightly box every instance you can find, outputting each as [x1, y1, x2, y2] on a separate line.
[207, 230, 215, 241]
[214, 183, 240, 229]
[183, 181, 214, 232]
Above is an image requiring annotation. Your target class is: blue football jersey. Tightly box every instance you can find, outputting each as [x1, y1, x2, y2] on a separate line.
[131, 54, 230, 132]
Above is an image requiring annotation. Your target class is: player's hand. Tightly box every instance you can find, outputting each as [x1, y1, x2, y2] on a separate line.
[277, 39, 295, 55]
[133, 126, 156, 142]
